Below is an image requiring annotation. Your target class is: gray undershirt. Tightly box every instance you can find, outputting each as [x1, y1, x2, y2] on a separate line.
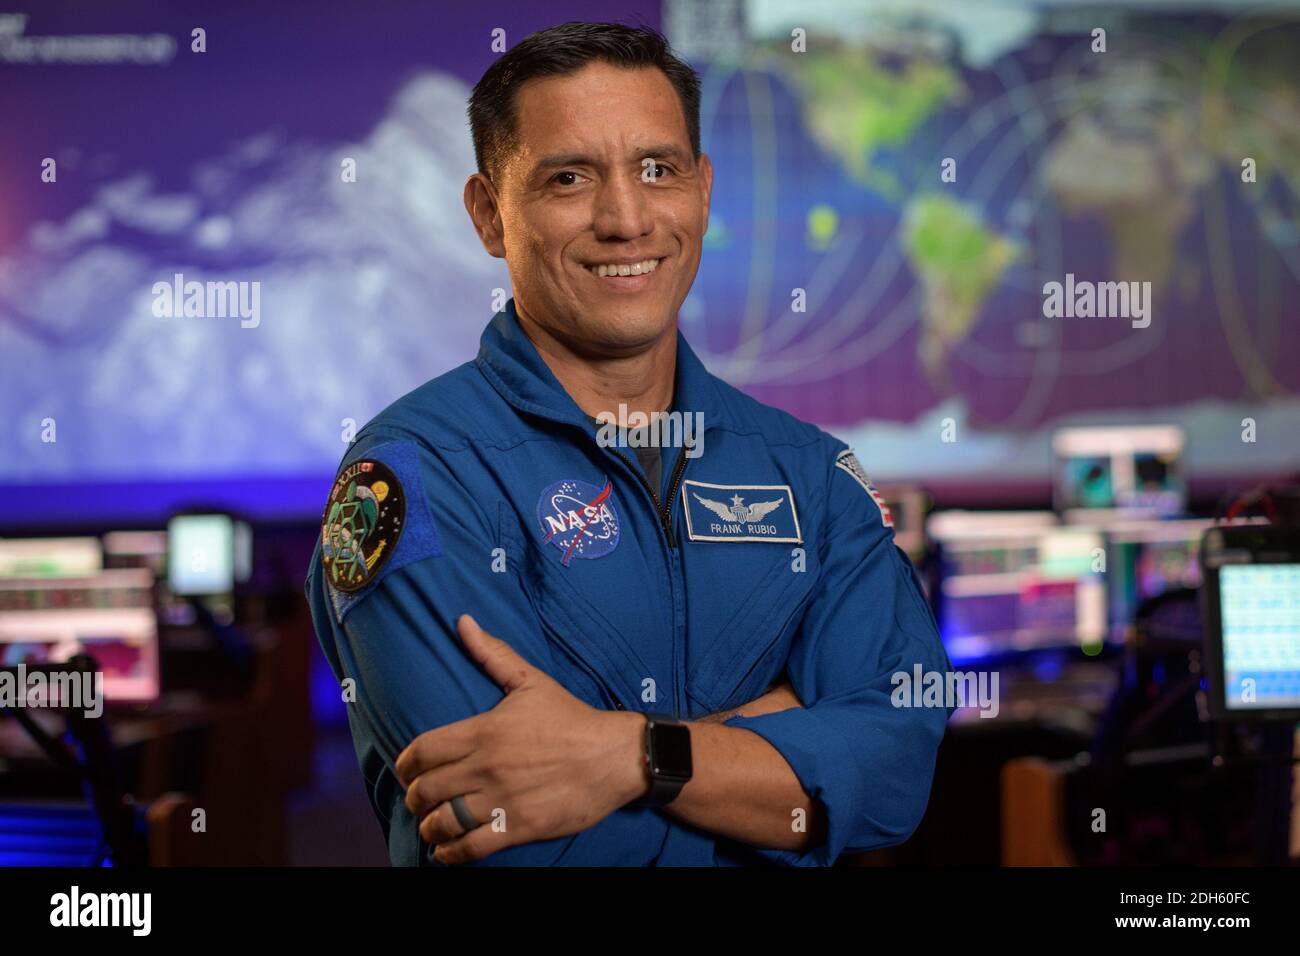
[590, 416, 663, 499]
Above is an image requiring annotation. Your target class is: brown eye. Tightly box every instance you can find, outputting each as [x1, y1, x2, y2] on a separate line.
[554, 171, 578, 186]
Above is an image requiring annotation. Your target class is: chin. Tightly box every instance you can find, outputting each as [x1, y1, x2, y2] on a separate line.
[586, 309, 674, 349]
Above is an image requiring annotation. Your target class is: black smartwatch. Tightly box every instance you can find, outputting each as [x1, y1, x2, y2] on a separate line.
[637, 712, 693, 807]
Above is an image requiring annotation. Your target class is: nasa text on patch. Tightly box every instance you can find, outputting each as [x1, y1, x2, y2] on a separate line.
[537, 477, 621, 566]
[680, 480, 802, 543]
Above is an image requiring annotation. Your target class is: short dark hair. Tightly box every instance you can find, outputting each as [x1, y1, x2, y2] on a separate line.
[467, 21, 701, 183]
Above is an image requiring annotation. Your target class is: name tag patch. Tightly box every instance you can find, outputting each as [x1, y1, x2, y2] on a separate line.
[681, 480, 802, 543]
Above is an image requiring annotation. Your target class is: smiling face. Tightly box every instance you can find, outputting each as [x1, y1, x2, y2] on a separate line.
[467, 61, 712, 357]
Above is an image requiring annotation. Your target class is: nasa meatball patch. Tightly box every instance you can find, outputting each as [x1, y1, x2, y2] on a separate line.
[321, 459, 406, 592]
[537, 478, 621, 566]
[835, 449, 893, 528]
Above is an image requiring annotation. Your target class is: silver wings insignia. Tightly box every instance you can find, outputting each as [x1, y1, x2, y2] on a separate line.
[693, 492, 784, 523]
[744, 499, 783, 522]
[694, 494, 738, 522]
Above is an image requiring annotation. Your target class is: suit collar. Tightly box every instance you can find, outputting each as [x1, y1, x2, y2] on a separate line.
[475, 298, 721, 431]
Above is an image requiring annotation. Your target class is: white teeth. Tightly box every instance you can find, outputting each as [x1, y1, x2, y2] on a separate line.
[590, 258, 660, 277]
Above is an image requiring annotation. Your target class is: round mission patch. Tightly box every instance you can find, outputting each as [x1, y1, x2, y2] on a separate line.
[321, 459, 405, 592]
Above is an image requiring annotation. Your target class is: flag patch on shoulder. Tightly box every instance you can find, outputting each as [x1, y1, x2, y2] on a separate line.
[835, 450, 893, 528]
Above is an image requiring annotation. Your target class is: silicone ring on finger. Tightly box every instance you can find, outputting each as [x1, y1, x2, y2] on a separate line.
[449, 794, 480, 832]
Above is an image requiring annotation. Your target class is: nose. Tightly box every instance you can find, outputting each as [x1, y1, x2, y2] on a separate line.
[591, 173, 653, 243]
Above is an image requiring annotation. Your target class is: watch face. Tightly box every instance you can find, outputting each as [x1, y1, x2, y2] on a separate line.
[651, 722, 693, 779]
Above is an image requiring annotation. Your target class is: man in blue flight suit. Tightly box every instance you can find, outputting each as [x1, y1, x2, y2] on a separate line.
[305, 22, 953, 866]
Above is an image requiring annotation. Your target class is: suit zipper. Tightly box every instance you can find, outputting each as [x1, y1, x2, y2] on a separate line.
[548, 432, 692, 711]
[605, 440, 692, 548]
[600, 435, 694, 716]
[661, 447, 691, 543]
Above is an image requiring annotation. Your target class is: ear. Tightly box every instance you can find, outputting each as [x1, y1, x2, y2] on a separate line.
[463, 172, 507, 259]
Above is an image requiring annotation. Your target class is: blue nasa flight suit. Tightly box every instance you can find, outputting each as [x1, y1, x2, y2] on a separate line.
[305, 299, 952, 866]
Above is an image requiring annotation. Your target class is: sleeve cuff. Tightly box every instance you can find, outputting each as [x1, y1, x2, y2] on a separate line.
[721, 706, 865, 866]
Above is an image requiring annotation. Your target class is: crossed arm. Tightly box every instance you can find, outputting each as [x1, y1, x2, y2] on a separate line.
[395, 614, 826, 864]
[668, 677, 827, 849]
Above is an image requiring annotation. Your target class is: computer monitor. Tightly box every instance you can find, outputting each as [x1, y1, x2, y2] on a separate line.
[1053, 425, 1185, 518]
[0, 567, 160, 703]
[0, 538, 102, 579]
[102, 530, 167, 574]
[167, 514, 235, 596]
[1106, 518, 1213, 638]
[927, 512, 1106, 663]
[1201, 525, 1300, 721]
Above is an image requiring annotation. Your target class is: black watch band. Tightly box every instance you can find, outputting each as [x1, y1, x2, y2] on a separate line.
[637, 712, 693, 808]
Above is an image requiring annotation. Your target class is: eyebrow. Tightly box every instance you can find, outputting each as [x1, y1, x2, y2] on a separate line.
[531, 143, 693, 176]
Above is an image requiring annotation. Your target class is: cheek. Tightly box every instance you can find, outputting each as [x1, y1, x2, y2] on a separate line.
[524, 230, 576, 280]
[665, 197, 706, 248]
